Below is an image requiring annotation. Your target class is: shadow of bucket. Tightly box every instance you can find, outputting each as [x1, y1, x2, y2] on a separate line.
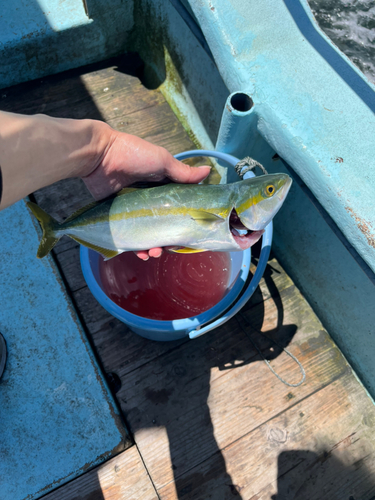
[80, 150, 273, 341]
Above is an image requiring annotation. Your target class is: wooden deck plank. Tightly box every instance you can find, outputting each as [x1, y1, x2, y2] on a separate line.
[0, 55, 159, 120]
[3, 54, 375, 500]
[157, 375, 375, 500]
[72, 285, 187, 376]
[115, 284, 351, 491]
[43, 446, 158, 500]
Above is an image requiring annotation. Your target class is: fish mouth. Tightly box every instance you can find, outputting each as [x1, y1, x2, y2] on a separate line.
[229, 209, 264, 250]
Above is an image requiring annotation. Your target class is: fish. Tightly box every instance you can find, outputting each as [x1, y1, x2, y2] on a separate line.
[27, 173, 292, 260]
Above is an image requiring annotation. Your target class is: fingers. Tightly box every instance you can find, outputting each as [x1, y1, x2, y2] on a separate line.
[163, 154, 211, 184]
[148, 247, 163, 258]
[135, 250, 149, 261]
[135, 247, 163, 261]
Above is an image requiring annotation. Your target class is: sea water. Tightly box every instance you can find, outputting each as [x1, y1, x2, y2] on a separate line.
[308, 0, 375, 84]
[99, 251, 232, 321]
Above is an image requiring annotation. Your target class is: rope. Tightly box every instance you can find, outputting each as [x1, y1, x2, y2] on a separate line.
[237, 314, 306, 387]
[235, 157, 268, 178]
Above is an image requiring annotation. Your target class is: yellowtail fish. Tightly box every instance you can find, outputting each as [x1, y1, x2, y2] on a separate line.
[27, 174, 292, 260]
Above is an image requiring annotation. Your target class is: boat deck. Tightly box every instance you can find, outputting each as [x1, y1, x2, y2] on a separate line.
[2, 55, 375, 500]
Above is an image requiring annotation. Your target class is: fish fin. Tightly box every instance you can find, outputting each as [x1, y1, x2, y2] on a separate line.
[63, 201, 100, 223]
[116, 187, 139, 196]
[68, 235, 122, 260]
[169, 247, 208, 254]
[189, 210, 225, 224]
[27, 202, 60, 258]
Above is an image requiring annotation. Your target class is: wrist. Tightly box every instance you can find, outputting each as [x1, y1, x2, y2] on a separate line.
[43, 116, 115, 181]
[76, 119, 116, 179]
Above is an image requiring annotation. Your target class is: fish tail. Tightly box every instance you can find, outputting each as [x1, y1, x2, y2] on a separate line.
[27, 202, 61, 258]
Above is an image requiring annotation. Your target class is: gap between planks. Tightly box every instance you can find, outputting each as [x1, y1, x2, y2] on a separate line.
[42, 445, 159, 500]
[3, 55, 375, 500]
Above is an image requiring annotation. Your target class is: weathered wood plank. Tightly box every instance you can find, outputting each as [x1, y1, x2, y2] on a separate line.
[80, 68, 165, 123]
[0, 55, 159, 120]
[116, 284, 350, 490]
[5, 53, 375, 500]
[72, 285, 188, 376]
[43, 446, 158, 500]
[157, 375, 375, 500]
[54, 244, 86, 291]
[104, 100, 194, 152]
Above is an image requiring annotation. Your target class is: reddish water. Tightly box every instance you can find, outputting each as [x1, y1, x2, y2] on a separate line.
[99, 251, 232, 321]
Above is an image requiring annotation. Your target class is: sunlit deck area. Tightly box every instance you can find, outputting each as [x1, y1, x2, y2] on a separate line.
[1, 55, 375, 500]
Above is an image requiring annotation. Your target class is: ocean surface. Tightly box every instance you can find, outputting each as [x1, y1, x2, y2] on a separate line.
[307, 0, 375, 84]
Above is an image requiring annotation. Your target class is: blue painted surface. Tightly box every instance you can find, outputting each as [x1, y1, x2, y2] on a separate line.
[267, 157, 375, 395]
[210, 79, 375, 395]
[0, 0, 134, 89]
[152, 1, 375, 395]
[2, 0, 89, 44]
[188, 0, 375, 275]
[1, 0, 373, 404]
[216, 91, 258, 183]
[34, 0, 90, 31]
[0, 201, 128, 500]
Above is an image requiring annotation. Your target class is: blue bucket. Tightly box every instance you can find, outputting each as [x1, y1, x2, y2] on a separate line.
[80, 150, 273, 341]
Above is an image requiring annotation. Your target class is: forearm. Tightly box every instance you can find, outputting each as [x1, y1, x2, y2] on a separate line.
[0, 111, 112, 209]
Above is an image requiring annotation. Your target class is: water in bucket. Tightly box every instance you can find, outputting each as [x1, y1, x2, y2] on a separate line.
[99, 251, 232, 321]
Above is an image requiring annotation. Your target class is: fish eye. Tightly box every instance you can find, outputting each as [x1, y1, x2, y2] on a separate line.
[265, 184, 275, 197]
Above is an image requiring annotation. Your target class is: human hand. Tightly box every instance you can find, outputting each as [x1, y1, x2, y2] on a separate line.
[82, 126, 211, 260]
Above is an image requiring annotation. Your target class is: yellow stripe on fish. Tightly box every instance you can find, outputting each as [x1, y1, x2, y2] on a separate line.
[108, 206, 230, 222]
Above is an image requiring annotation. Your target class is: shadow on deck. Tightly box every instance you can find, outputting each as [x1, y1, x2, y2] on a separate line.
[2, 55, 375, 500]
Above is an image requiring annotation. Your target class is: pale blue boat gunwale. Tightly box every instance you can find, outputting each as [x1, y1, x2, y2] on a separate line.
[1, 1, 375, 497]
[141, 0, 375, 397]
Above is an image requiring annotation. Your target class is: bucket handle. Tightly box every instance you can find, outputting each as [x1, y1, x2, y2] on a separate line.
[174, 150, 273, 340]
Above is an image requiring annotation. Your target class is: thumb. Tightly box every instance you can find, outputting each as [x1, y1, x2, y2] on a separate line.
[164, 158, 211, 184]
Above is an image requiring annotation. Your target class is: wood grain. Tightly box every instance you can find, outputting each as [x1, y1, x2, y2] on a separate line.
[4, 54, 375, 500]
[43, 446, 158, 500]
[116, 284, 350, 490]
[158, 375, 375, 500]
[72, 285, 188, 376]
